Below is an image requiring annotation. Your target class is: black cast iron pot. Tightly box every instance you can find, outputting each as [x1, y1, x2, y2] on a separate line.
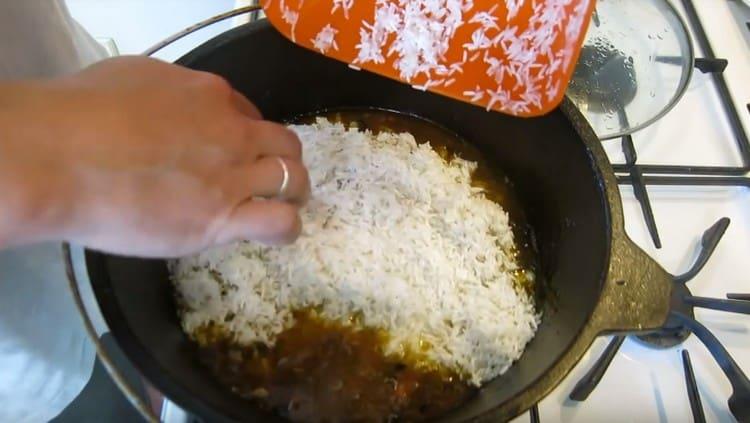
[81, 20, 674, 422]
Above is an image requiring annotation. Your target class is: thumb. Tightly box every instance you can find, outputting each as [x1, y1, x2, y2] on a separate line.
[215, 200, 302, 245]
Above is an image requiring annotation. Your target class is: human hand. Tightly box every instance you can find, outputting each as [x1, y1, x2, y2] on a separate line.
[0, 56, 310, 257]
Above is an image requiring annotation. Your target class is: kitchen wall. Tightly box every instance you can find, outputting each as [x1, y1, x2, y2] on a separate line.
[66, 0, 238, 61]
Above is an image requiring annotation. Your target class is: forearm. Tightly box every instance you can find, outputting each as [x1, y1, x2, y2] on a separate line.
[0, 81, 78, 247]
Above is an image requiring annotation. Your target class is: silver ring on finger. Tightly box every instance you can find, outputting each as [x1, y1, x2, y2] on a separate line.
[276, 156, 290, 197]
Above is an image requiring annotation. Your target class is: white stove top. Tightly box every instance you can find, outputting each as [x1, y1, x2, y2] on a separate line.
[68, 1, 750, 422]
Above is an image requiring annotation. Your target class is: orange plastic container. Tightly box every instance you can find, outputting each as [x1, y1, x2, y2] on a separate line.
[263, 0, 596, 117]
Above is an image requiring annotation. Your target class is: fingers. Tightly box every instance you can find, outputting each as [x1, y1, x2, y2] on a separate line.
[226, 156, 310, 205]
[250, 157, 310, 204]
[232, 91, 262, 120]
[243, 120, 303, 159]
[191, 68, 261, 119]
[216, 200, 302, 245]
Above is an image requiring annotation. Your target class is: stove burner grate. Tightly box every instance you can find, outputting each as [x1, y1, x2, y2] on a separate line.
[607, 0, 750, 250]
[563, 218, 750, 422]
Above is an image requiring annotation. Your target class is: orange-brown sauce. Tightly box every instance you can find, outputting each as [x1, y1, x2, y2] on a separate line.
[188, 110, 540, 422]
[195, 311, 474, 422]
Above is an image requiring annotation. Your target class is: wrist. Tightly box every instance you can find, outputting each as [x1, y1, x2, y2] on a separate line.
[0, 163, 78, 247]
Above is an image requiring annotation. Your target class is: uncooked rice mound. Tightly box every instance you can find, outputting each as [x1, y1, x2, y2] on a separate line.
[171, 118, 540, 385]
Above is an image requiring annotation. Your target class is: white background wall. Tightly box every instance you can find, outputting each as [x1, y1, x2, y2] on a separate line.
[66, 0, 239, 61]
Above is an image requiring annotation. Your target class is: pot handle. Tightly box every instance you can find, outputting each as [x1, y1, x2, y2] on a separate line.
[63, 244, 159, 423]
[142, 4, 263, 57]
[590, 232, 673, 334]
[486, 232, 674, 420]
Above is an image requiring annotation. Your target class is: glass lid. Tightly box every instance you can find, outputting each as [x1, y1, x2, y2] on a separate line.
[566, 0, 694, 140]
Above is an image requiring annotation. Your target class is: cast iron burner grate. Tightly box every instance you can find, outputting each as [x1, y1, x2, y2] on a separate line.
[564, 218, 750, 422]
[608, 0, 750, 250]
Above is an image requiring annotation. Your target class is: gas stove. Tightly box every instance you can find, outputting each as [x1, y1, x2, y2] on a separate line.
[67, 1, 750, 422]
[508, 1, 750, 422]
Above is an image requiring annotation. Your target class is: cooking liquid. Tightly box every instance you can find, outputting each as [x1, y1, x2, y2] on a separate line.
[190, 109, 539, 422]
[196, 311, 473, 422]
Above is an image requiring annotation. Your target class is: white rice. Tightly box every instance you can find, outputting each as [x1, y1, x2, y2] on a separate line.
[171, 118, 540, 385]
